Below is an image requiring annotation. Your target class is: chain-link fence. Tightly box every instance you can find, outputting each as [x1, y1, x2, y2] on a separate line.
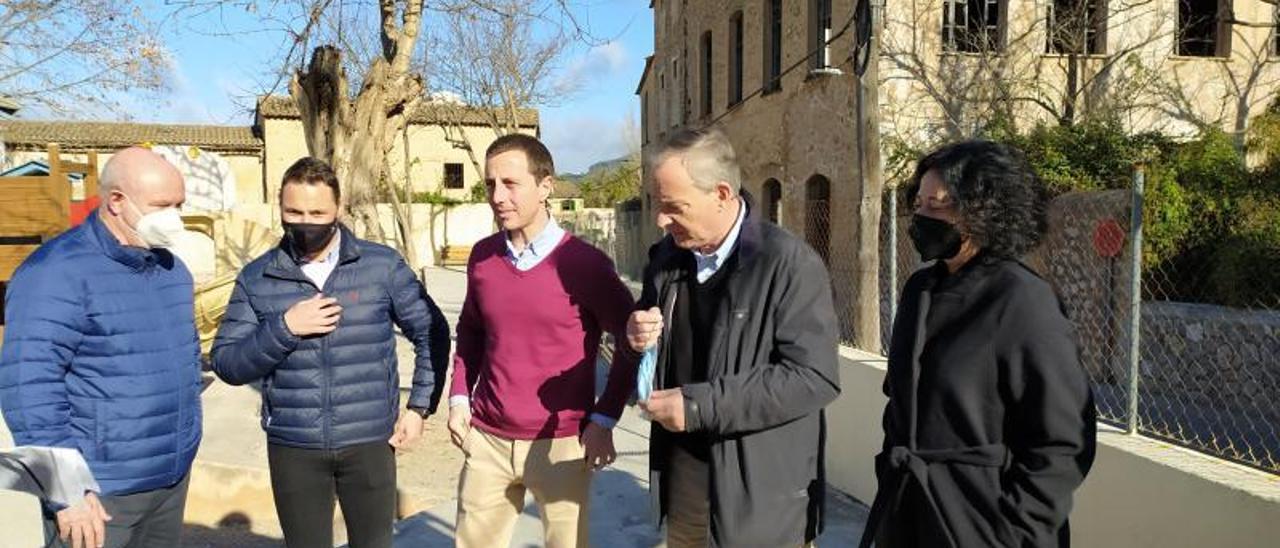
[877, 168, 1280, 475]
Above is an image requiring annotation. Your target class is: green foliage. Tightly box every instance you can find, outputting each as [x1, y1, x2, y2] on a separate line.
[578, 157, 641, 208]
[999, 119, 1170, 194]
[409, 191, 464, 206]
[977, 120, 1277, 308]
[468, 183, 489, 203]
[1204, 195, 1280, 308]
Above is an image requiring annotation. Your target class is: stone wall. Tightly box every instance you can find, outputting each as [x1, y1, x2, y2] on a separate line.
[1138, 301, 1280, 427]
[1029, 189, 1137, 420]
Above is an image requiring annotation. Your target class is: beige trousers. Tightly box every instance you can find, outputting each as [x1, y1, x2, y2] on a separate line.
[454, 428, 590, 548]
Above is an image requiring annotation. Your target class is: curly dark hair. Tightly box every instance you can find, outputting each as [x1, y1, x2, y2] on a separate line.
[906, 140, 1050, 260]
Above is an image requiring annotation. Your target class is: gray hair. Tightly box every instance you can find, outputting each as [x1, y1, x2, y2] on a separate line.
[646, 127, 741, 193]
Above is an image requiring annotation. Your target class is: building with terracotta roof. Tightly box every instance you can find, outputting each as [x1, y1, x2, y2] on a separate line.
[0, 96, 540, 206]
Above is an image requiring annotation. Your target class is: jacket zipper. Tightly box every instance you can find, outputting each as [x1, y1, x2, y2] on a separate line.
[317, 272, 335, 448]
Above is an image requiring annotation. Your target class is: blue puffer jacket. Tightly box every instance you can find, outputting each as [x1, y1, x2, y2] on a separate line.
[0, 214, 202, 497]
[211, 225, 448, 449]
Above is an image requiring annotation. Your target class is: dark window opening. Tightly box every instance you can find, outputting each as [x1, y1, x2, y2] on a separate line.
[1178, 0, 1230, 58]
[1046, 0, 1106, 55]
[805, 176, 831, 265]
[811, 0, 834, 69]
[730, 12, 744, 105]
[764, 179, 782, 224]
[444, 163, 465, 189]
[942, 0, 1005, 53]
[701, 31, 714, 117]
[764, 0, 784, 92]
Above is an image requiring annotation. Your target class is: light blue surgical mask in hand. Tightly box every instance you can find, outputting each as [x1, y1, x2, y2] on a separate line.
[636, 345, 657, 421]
[636, 292, 675, 420]
[637, 345, 657, 402]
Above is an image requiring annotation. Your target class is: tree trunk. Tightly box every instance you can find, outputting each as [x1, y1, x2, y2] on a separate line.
[288, 0, 426, 256]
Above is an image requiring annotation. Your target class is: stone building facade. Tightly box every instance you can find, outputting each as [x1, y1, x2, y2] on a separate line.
[635, 0, 1280, 347]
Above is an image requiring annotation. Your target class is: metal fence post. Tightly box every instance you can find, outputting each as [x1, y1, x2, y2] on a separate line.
[1126, 165, 1145, 435]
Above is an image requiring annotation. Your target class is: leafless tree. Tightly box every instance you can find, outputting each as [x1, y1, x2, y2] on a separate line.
[0, 0, 171, 117]
[879, 0, 1171, 161]
[168, 0, 588, 269]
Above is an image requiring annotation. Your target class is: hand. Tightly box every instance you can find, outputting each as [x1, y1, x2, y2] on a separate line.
[580, 421, 617, 471]
[283, 293, 342, 336]
[626, 307, 663, 352]
[56, 492, 111, 548]
[638, 388, 686, 432]
[448, 404, 472, 449]
[389, 411, 425, 452]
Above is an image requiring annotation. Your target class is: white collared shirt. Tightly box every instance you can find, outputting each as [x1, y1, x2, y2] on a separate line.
[505, 216, 565, 271]
[300, 231, 341, 289]
[691, 199, 746, 283]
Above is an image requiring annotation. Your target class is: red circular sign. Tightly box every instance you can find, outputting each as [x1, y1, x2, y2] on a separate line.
[1093, 219, 1126, 258]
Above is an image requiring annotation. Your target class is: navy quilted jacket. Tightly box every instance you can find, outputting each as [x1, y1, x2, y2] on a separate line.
[0, 214, 203, 497]
[211, 225, 448, 449]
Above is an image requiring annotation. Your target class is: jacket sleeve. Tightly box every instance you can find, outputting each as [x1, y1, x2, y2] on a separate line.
[450, 255, 485, 400]
[388, 256, 448, 414]
[680, 244, 841, 436]
[0, 264, 84, 449]
[580, 253, 640, 421]
[636, 243, 661, 310]
[210, 277, 299, 385]
[996, 284, 1097, 547]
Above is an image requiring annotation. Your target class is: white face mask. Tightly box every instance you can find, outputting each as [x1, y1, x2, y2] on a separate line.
[121, 193, 185, 249]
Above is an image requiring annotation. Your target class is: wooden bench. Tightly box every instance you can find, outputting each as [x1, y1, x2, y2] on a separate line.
[439, 245, 472, 267]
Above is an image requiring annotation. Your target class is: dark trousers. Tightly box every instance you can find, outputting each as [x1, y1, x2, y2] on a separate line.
[43, 474, 190, 548]
[267, 441, 397, 548]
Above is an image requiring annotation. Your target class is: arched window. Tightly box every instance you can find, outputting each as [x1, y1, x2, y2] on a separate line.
[763, 178, 782, 225]
[805, 175, 831, 264]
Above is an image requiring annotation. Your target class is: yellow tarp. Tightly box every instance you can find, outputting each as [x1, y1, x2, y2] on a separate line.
[194, 274, 237, 357]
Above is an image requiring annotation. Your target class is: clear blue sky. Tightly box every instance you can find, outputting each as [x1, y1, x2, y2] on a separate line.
[133, 1, 653, 174]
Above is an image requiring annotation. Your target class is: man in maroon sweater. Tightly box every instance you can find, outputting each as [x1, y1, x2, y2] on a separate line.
[447, 134, 638, 548]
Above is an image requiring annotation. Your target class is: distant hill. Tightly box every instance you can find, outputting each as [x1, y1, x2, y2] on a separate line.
[558, 154, 633, 182]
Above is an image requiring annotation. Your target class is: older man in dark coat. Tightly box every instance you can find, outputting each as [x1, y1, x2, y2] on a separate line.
[627, 127, 841, 548]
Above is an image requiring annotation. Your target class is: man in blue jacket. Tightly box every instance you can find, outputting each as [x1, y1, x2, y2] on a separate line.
[211, 157, 448, 548]
[0, 146, 202, 548]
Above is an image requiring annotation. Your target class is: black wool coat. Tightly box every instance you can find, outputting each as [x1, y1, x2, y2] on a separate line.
[861, 255, 1096, 548]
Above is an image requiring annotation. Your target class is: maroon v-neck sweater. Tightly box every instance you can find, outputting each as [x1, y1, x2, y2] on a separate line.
[450, 231, 638, 440]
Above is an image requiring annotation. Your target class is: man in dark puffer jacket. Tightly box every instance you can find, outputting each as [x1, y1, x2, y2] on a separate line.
[212, 157, 449, 548]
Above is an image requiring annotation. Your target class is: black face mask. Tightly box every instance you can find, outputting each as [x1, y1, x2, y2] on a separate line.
[908, 214, 963, 261]
[283, 222, 337, 256]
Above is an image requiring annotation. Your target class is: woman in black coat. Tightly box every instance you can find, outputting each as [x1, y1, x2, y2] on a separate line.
[860, 141, 1097, 548]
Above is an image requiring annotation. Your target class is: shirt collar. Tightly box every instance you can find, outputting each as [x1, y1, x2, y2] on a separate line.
[506, 215, 564, 258]
[692, 198, 746, 269]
